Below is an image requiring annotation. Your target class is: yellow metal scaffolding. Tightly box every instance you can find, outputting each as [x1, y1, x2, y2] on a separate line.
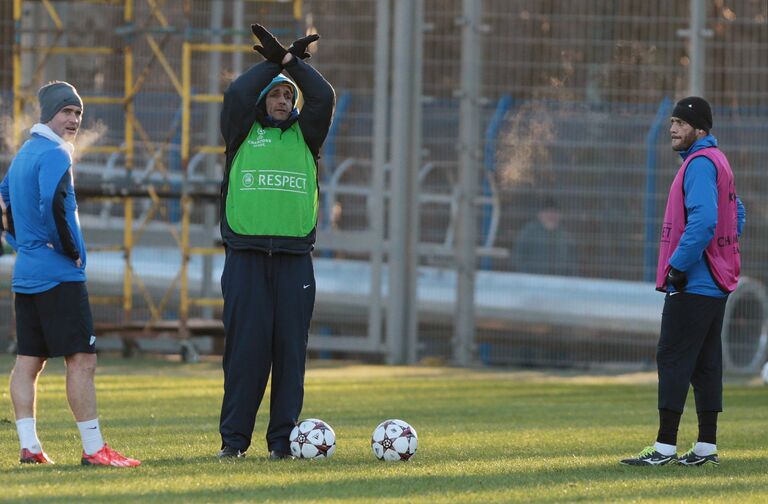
[12, 0, 130, 156]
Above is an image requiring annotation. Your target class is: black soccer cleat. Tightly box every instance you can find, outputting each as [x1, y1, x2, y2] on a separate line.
[217, 445, 246, 459]
[677, 445, 720, 466]
[268, 450, 295, 460]
[620, 446, 676, 466]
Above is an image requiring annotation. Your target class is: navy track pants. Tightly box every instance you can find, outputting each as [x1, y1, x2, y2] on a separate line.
[657, 292, 727, 414]
[219, 248, 315, 453]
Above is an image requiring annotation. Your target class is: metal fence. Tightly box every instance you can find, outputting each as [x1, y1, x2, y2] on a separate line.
[1, 0, 767, 371]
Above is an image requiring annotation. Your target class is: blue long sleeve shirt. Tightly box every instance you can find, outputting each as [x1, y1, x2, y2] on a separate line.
[668, 135, 745, 297]
[0, 129, 87, 293]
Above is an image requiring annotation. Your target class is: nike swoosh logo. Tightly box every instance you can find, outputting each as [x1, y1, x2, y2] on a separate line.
[670, 292, 680, 296]
[303, 284, 311, 289]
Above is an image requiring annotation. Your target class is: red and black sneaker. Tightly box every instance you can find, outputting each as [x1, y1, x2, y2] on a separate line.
[20, 448, 54, 464]
[81, 444, 141, 467]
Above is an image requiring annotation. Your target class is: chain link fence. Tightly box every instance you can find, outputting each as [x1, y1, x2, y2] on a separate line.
[1, 0, 767, 370]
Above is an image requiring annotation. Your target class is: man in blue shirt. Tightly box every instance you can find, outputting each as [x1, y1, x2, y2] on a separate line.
[621, 97, 745, 467]
[0, 81, 140, 467]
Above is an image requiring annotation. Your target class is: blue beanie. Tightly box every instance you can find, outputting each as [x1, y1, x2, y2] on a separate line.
[38, 81, 83, 123]
[257, 74, 299, 108]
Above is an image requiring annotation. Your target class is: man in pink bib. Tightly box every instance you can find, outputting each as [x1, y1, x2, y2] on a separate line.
[621, 97, 745, 467]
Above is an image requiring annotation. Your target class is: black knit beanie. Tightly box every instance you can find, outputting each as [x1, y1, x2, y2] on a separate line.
[672, 96, 712, 132]
[38, 81, 83, 124]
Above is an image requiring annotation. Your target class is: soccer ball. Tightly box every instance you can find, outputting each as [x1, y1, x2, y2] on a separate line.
[371, 419, 418, 461]
[289, 418, 336, 459]
[761, 361, 768, 384]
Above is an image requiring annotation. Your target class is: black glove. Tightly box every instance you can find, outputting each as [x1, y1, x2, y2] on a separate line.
[667, 267, 687, 292]
[288, 33, 320, 60]
[251, 23, 288, 64]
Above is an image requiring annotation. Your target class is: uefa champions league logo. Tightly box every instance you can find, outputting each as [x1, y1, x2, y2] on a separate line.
[247, 127, 270, 147]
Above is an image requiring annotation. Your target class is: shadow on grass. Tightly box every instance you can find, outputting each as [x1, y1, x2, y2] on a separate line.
[5, 455, 766, 504]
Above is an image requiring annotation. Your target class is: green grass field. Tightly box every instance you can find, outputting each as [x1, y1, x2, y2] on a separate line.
[0, 354, 766, 503]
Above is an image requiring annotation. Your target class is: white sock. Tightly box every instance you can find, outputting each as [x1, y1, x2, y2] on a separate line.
[16, 417, 42, 453]
[77, 418, 105, 455]
[654, 441, 676, 456]
[694, 441, 717, 456]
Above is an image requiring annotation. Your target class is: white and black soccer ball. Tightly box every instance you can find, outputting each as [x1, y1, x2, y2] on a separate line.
[289, 418, 336, 459]
[371, 419, 418, 461]
[761, 361, 768, 385]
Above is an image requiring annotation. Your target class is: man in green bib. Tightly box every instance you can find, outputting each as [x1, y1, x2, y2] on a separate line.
[217, 23, 335, 460]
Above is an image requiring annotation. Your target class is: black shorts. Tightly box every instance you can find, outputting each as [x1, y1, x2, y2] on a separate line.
[15, 282, 96, 358]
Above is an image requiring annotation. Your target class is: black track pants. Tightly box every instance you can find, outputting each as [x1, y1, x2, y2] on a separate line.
[219, 248, 315, 453]
[657, 292, 727, 414]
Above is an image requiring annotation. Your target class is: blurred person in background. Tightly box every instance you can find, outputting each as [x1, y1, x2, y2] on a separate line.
[512, 197, 575, 276]
[621, 97, 745, 467]
[216, 24, 334, 460]
[0, 81, 140, 467]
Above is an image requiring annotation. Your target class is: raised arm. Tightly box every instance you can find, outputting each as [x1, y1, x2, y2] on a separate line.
[220, 60, 283, 148]
[251, 24, 335, 157]
[284, 57, 335, 158]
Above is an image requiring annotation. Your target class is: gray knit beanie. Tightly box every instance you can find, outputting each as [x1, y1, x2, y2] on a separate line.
[38, 81, 83, 123]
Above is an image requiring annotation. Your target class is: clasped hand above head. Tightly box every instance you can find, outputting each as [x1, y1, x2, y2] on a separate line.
[251, 23, 321, 65]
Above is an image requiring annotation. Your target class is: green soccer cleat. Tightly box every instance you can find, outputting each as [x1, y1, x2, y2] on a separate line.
[677, 444, 720, 466]
[620, 445, 676, 466]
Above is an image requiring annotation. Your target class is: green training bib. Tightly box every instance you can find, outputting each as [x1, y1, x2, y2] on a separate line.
[226, 122, 318, 237]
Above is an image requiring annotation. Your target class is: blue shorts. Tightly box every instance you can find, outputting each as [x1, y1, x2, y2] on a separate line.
[15, 282, 96, 358]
